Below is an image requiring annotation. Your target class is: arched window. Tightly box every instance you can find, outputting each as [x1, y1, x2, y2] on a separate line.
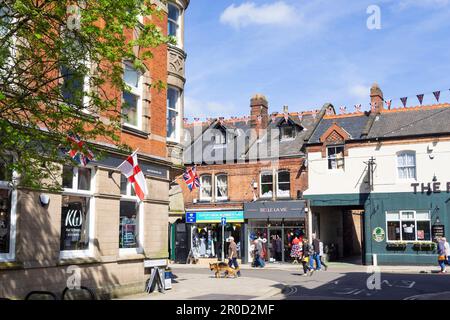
[215, 174, 228, 200]
[199, 174, 212, 201]
[397, 151, 416, 179]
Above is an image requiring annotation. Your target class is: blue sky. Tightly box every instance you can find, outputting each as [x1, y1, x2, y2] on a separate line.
[183, 0, 450, 119]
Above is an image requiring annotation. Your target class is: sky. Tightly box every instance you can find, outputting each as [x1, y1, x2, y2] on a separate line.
[183, 0, 450, 119]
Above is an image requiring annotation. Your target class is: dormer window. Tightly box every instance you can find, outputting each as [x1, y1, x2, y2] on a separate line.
[280, 125, 295, 140]
[213, 129, 226, 145]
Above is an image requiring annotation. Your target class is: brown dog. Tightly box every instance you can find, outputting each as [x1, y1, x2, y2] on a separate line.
[209, 262, 240, 278]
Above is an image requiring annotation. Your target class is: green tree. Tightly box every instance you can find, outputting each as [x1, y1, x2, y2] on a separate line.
[0, 0, 170, 190]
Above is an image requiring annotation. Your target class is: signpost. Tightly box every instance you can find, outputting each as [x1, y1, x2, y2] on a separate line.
[221, 216, 226, 261]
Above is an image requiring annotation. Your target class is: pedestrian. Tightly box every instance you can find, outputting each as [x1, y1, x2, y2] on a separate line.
[310, 234, 322, 271]
[319, 240, 328, 271]
[437, 237, 447, 273]
[301, 239, 313, 276]
[227, 236, 241, 277]
[256, 236, 266, 268]
[445, 237, 450, 266]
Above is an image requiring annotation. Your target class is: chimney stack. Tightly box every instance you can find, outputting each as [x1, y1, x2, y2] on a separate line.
[370, 83, 384, 113]
[250, 94, 268, 134]
[283, 105, 289, 113]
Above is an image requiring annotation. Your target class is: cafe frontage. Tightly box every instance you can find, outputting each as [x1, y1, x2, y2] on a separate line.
[243, 200, 307, 264]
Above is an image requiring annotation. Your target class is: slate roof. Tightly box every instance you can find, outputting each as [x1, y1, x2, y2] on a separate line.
[367, 104, 450, 139]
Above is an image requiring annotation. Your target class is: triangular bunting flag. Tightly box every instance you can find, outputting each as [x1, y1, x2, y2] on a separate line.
[400, 97, 407, 108]
[433, 91, 441, 103]
[385, 100, 392, 110]
[354, 104, 362, 112]
[417, 94, 424, 105]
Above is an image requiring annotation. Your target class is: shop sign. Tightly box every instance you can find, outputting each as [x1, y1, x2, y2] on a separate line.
[372, 227, 385, 242]
[432, 225, 445, 238]
[411, 182, 450, 194]
[244, 200, 306, 219]
[185, 211, 244, 223]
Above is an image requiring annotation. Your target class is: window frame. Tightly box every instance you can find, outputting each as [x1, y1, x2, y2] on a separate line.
[396, 151, 417, 181]
[385, 210, 431, 243]
[199, 174, 213, 202]
[168, 2, 182, 48]
[276, 170, 291, 199]
[327, 145, 345, 170]
[119, 178, 144, 255]
[260, 171, 274, 199]
[59, 166, 96, 259]
[215, 173, 228, 201]
[280, 125, 295, 141]
[167, 86, 180, 142]
[0, 158, 17, 262]
[122, 61, 143, 130]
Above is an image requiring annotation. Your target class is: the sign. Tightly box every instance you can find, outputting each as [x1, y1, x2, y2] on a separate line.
[411, 182, 450, 194]
[221, 217, 226, 226]
[372, 227, 385, 242]
[144, 259, 167, 268]
[432, 225, 445, 238]
[185, 211, 244, 223]
[186, 212, 196, 223]
[244, 200, 306, 219]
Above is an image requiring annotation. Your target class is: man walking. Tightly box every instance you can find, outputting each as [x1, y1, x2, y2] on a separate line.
[227, 236, 241, 276]
[310, 234, 322, 271]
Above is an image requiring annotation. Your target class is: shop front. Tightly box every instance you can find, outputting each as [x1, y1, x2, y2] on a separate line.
[243, 200, 306, 264]
[186, 210, 244, 261]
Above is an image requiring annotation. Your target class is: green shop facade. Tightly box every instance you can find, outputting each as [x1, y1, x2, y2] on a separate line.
[306, 187, 448, 265]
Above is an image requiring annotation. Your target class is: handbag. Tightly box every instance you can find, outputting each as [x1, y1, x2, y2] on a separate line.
[438, 255, 447, 261]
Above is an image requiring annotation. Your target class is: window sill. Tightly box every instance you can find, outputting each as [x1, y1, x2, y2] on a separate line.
[122, 125, 149, 139]
[57, 257, 100, 266]
[0, 261, 23, 270]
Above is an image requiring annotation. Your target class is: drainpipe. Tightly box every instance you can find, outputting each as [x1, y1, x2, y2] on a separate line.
[307, 200, 313, 243]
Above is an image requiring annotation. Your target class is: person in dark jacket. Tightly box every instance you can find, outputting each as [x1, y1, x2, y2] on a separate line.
[309, 234, 322, 271]
[301, 239, 314, 276]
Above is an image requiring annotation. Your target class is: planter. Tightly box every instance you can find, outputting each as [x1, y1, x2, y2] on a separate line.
[412, 242, 436, 251]
[386, 243, 407, 251]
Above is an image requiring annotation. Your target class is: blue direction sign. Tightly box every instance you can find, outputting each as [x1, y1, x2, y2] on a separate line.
[186, 212, 196, 223]
[221, 216, 226, 226]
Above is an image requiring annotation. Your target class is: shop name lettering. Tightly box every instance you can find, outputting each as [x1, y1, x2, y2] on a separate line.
[411, 182, 450, 194]
[65, 210, 83, 227]
[260, 207, 288, 213]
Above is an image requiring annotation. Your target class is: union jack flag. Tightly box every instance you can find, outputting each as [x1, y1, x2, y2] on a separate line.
[67, 133, 95, 166]
[183, 166, 200, 191]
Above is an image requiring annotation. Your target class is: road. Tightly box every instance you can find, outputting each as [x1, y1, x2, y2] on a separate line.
[171, 266, 450, 300]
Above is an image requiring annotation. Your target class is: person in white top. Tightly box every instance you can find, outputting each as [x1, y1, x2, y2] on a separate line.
[444, 238, 450, 265]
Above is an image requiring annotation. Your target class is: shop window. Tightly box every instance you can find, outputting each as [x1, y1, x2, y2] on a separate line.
[168, 3, 181, 46]
[327, 145, 344, 170]
[167, 87, 180, 141]
[397, 151, 416, 180]
[60, 166, 94, 258]
[119, 176, 140, 251]
[386, 210, 431, 242]
[277, 170, 290, 198]
[200, 175, 212, 201]
[122, 62, 142, 129]
[260, 172, 273, 198]
[215, 174, 228, 200]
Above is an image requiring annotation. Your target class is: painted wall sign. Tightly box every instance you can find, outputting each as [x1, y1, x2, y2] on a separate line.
[411, 182, 450, 194]
[244, 200, 306, 219]
[372, 227, 385, 242]
[432, 225, 445, 238]
[185, 211, 244, 223]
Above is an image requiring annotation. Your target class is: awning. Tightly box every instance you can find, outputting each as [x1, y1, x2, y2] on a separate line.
[244, 200, 306, 219]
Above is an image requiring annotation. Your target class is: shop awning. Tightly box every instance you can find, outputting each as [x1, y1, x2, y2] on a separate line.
[244, 200, 306, 219]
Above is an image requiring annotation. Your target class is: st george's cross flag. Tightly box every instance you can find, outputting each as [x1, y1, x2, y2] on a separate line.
[117, 150, 148, 201]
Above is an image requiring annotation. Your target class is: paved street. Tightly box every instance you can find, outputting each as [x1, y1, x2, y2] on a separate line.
[127, 263, 450, 300]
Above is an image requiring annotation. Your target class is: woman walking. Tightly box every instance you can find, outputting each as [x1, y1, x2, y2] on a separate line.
[437, 237, 447, 273]
[300, 239, 314, 276]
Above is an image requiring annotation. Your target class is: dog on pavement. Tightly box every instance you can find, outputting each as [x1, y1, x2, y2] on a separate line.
[209, 262, 240, 278]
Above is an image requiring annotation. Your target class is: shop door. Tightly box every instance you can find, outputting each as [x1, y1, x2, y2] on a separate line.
[342, 210, 364, 263]
[175, 223, 189, 263]
[268, 228, 283, 262]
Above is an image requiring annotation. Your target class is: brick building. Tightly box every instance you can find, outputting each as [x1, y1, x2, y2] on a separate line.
[175, 95, 327, 264]
[0, 0, 189, 299]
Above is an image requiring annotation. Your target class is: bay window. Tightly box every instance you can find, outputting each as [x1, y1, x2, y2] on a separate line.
[260, 172, 273, 198]
[60, 166, 94, 258]
[122, 62, 142, 129]
[277, 170, 290, 198]
[215, 174, 228, 200]
[168, 3, 181, 46]
[397, 151, 416, 180]
[199, 175, 212, 201]
[327, 145, 345, 170]
[386, 210, 431, 242]
[167, 86, 180, 141]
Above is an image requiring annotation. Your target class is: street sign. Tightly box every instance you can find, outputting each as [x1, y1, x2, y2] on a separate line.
[186, 212, 196, 223]
[221, 216, 226, 226]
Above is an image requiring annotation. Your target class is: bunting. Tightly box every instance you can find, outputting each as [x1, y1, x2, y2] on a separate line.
[355, 104, 362, 112]
[385, 100, 392, 110]
[433, 91, 441, 102]
[271, 114, 277, 123]
[417, 94, 424, 105]
[400, 97, 408, 108]
[339, 106, 346, 114]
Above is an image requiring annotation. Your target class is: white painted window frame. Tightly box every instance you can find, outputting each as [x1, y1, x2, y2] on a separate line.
[385, 210, 431, 243]
[276, 170, 291, 199]
[396, 151, 417, 181]
[215, 173, 228, 201]
[122, 61, 143, 130]
[119, 179, 144, 255]
[168, 2, 182, 48]
[167, 86, 181, 142]
[59, 166, 96, 260]
[199, 174, 213, 202]
[327, 145, 345, 171]
[260, 171, 274, 199]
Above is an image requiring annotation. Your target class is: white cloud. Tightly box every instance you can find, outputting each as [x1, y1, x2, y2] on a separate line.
[397, 0, 449, 9]
[348, 84, 371, 101]
[220, 1, 298, 29]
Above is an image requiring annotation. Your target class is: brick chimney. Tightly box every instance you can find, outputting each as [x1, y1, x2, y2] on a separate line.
[370, 83, 384, 113]
[250, 94, 269, 133]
